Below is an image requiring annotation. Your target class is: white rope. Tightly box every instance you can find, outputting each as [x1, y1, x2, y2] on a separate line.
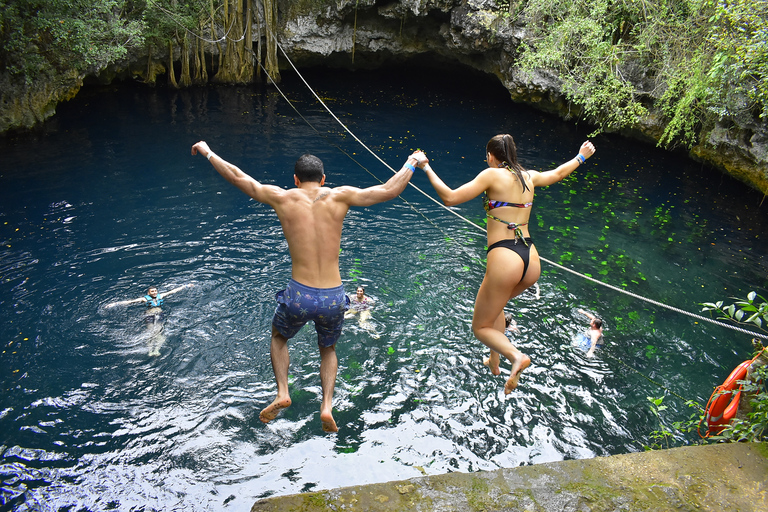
[268, 25, 768, 342]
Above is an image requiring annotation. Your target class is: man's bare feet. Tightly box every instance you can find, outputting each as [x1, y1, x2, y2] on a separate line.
[320, 409, 338, 433]
[483, 353, 501, 376]
[504, 354, 531, 394]
[259, 397, 291, 423]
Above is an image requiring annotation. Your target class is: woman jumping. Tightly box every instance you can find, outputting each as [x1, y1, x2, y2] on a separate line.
[419, 135, 595, 393]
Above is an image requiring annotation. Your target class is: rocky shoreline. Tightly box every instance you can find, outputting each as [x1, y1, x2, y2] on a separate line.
[249, 443, 768, 512]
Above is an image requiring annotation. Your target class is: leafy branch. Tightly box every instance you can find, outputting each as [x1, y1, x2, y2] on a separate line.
[701, 291, 768, 332]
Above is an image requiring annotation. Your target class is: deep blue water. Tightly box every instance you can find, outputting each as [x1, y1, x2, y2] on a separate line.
[1, 65, 767, 511]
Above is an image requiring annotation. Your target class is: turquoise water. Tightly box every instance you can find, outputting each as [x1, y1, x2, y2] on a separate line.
[1, 66, 766, 510]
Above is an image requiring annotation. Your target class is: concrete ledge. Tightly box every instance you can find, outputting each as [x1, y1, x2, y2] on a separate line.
[251, 443, 768, 511]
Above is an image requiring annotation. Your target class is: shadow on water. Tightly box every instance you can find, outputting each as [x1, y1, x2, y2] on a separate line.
[0, 65, 766, 510]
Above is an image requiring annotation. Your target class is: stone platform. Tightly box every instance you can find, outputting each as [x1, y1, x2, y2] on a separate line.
[251, 443, 767, 511]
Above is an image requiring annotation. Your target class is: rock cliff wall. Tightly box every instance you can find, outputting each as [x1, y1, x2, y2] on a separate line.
[277, 0, 767, 194]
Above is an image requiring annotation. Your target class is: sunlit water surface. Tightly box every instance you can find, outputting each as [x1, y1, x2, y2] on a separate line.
[1, 66, 766, 511]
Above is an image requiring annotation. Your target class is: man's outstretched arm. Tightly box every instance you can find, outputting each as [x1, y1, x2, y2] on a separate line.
[192, 141, 281, 204]
[105, 296, 146, 309]
[337, 152, 425, 207]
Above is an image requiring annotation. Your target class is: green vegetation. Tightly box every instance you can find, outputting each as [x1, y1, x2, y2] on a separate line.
[515, 0, 768, 148]
[0, 0, 145, 83]
[645, 292, 768, 449]
[0, 0, 277, 88]
[701, 291, 768, 332]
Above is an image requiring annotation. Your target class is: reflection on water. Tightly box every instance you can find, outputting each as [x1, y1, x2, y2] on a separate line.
[0, 66, 766, 510]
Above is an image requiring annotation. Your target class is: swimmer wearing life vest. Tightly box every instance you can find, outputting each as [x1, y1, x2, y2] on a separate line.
[105, 284, 193, 356]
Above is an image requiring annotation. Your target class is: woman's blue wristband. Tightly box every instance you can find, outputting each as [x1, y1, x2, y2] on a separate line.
[405, 163, 416, 173]
[576, 154, 586, 164]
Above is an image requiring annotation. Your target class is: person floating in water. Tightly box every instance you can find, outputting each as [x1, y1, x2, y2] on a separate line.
[345, 286, 377, 334]
[105, 284, 193, 356]
[418, 135, 595, 393]
[192, 140, 425, 433]
[576, 308, 604, 357]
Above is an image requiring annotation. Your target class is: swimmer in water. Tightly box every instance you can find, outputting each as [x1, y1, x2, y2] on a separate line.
[345, 286, 374, 323]
[577, 308, 604, 357]
[105, 284, 193, 356]
[504, 312, 520, 335]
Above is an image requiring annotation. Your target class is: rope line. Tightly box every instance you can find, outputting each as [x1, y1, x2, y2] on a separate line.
[541, 258, 768, 340]
[149, 4, 768, 413]
[270, 37, 768, 343]
[147, 4, 767, 343]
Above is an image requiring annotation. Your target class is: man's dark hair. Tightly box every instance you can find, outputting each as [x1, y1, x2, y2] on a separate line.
[593, 318, 603, 329]
[294, 154, 325, 183]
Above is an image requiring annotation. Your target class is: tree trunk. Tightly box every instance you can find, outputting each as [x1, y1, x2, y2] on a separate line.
[215, 0, 235, 82]
[263, 0, 280, 82]
[239, 0, 254, 82]
[255, 0, 262, 80]
[146, 46, 157, 86]
[168, 40, 179, 89]
[212, 0, 223, 75]
[196, 18, 208, 84]
[180, 32, 192, 87]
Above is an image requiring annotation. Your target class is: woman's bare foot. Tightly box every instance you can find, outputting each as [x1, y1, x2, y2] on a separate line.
[259, 396, 291, 423]
[504, 354, 531, 394]
[482, 352, 501, 376]
[320, 409, 338, 433]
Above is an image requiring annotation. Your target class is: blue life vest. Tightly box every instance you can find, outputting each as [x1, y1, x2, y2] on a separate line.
[144, 294, 164, 308]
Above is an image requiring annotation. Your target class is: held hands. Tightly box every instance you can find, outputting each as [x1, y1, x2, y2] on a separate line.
[410, 150, 429, 169]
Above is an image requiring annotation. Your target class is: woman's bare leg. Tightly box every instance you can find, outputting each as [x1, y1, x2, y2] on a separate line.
[473, 246, 541, 393]
[482, 310, 507, 376]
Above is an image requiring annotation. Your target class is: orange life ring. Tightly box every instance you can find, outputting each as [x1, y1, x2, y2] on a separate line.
[703, 360, 752, 436]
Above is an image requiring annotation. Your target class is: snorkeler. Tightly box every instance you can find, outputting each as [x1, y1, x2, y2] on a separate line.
[193, 140, 425, 433]
[417, 136, 595, 393]
[577, 308, 604, 357]
[105, 283, 193, 356]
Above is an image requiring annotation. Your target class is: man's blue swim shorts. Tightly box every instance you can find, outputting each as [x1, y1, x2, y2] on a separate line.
[272, 279, 350, 347]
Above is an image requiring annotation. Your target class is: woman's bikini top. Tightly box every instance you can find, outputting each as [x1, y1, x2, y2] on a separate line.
[483, 168, 533, 244]
[486, 199, 533, 210]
